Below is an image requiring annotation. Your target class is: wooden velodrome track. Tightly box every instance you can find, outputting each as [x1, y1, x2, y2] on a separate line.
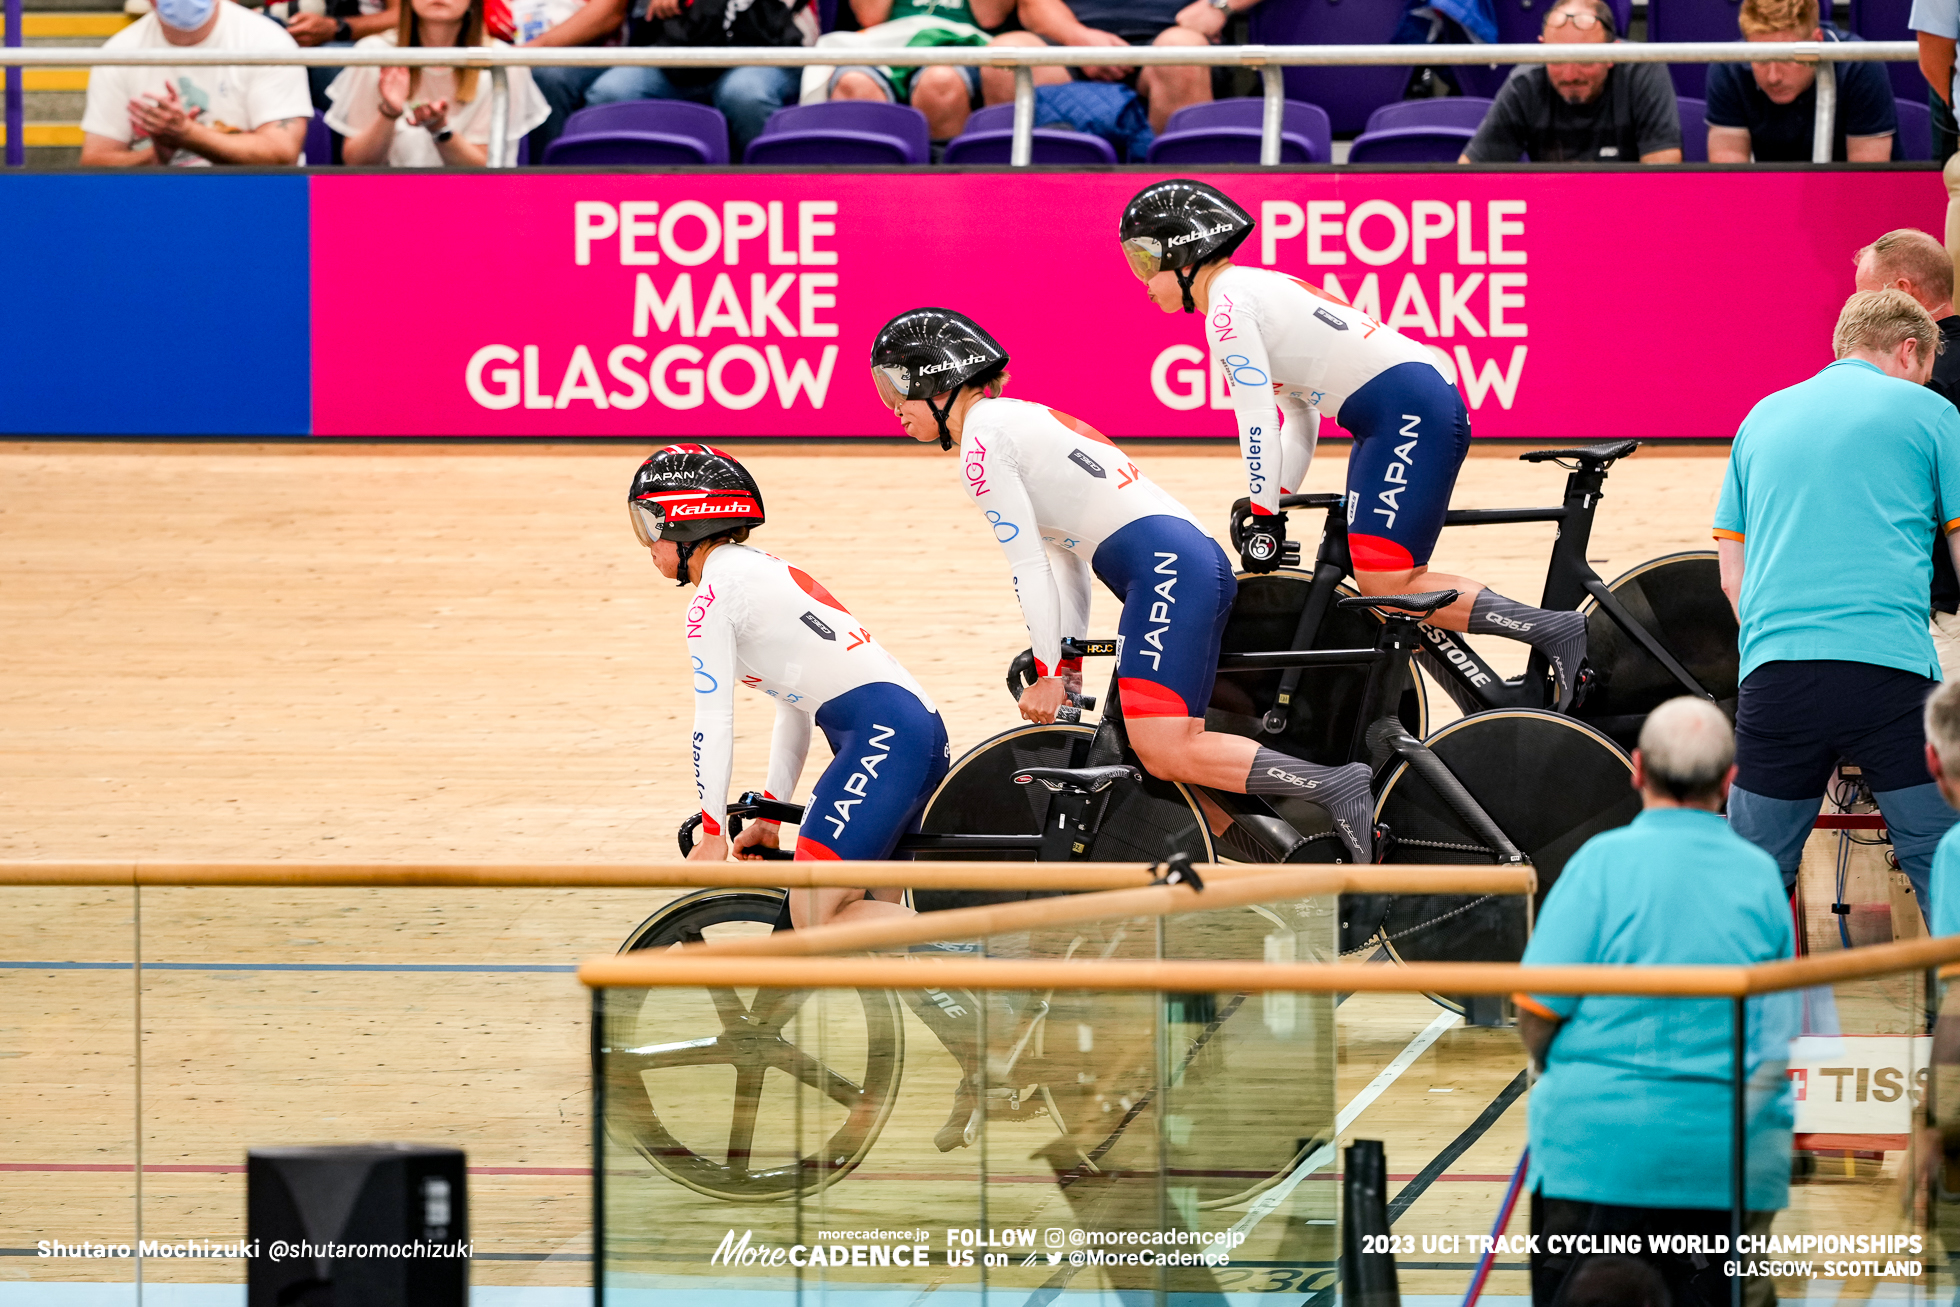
[2, 438, 1909, 1300]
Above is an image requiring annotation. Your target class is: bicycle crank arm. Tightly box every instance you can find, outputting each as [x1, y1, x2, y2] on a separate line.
[1580, 578, 1715, 701]
[1368, 722, 1527, 864]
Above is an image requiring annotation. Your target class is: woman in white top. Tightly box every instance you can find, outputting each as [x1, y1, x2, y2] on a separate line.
[325, 0, 547, 165]
[871, 307, 1376, 864]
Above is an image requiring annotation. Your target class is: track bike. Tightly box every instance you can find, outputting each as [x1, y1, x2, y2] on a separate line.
[1210, 441, 1731, 965]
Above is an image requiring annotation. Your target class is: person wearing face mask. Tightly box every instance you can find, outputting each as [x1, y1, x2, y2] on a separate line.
[325, 0, 548, 165]
[79, 0, 314, 165]
[1458, 0, 1681, 164]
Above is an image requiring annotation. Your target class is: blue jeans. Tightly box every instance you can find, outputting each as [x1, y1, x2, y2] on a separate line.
[530, 64, 605, 156]
[586, 64, 799, 155]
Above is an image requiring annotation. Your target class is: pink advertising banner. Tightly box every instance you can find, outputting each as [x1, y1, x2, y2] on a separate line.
[310, 170, 1942, 439]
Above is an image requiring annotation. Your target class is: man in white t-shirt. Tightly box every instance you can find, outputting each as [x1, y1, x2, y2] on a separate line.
[80, 0, 313, 165]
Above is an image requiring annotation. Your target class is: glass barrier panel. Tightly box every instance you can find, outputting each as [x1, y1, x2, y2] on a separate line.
[0, 884, 138, 1299]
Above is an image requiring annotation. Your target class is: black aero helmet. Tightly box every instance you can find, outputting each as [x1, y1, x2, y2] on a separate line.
[1118, 180, 1256, 313]
[628, 444, 766, 586]
[869, 307, 1009, 450]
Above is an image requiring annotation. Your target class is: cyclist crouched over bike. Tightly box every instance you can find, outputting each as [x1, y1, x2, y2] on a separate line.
[1118, 179, 1590, 713]
[869, 307, 1375, 864]
[630, 444, 951, 898]
[631, 445, 1001, 1151]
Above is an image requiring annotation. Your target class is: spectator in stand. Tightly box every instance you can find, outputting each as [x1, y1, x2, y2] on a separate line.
[1460, 0, 1680, 164]
[1707, 0, 1896, 162]
[550, 0, 817, 158]
[79, 0, 313, 165]
[981, 0, 1262, 134]
[326, 0, 547, 164]
[814, 0, 1012, 142]
[493, 0, 630, 157]
[1516, 697, 1795, 1307]
[267, 0, 401, 115]
[1715, 289, 1960, 916]
[1854, 229, 1960, 683]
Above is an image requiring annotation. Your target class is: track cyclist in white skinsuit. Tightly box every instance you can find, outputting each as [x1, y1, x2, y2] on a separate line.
[868, 307, 1376, 864]
[1117, 180, 1589, 711]
[630, 444, 994, 1153]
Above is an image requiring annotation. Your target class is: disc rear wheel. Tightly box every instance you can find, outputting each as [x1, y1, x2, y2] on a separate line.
[1573, 551, 1738, 749]
[909, 723, 1213, 911]
[1352, 711, 1641, 984]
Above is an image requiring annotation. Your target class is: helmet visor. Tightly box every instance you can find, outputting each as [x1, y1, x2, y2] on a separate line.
[872, 364, 910, 410]
[1121, 237, 1163, 282]
[628, 500, 667, 548]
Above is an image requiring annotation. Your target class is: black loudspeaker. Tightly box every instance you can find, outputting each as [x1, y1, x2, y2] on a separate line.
[247, 1143, 468, 1307]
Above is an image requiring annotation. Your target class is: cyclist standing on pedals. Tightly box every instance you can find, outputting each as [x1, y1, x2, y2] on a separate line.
[868, 307, 1376, 864]
[1117, 179, 1590, 712]
[629, 444, 993, 1153]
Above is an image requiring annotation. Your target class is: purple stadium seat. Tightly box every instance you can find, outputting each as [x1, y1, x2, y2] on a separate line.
[1849, 0, 1925, 101]
[1345, 124, 1476, 163]
[1365, 97, 1492, 134]
[550, 100, 730, 164]
[1455, 0, 1633, 97]
[943, 128, 1119, 163]
[305, 110, 333, 166]
[1247, 0, 1405, 137]
[1146, 97, 1330, 164]
[745, 100, 931, 165]
[1897, 96, 1932, 159]
[1647, 0, 1745, 100]
[1676, 95, 1708, 161]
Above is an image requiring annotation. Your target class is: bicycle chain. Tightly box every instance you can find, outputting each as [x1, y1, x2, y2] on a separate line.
[1340, 892, 1500, 958]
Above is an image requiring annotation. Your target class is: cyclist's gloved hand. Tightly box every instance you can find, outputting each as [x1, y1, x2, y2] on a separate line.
[1238, 511, 1288, 574]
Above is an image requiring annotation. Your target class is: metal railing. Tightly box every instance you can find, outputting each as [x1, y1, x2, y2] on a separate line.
[1, 38, 1917, 167]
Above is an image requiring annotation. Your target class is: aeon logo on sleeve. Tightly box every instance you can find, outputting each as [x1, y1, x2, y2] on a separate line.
[686, 583, 717, 638]
[963, 435, 990, 498]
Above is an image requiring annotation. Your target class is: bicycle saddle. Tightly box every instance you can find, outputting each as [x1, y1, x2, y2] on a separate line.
[1518, 440, 1639, 465]
[1012, 764, 1139, 794]
[1337, 590, 1460, 617]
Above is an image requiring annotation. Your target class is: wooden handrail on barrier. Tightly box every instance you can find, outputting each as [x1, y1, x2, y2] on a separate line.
[0, 860, 1285, 889]
[704, 865, 1534, 958]
[0, 861, 1526, 891]
[580, 925, 1960, 996]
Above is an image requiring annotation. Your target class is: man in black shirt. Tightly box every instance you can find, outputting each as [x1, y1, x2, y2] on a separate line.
[1855, 227, 1960, 679]
[1461, 0, 1682, 164]
[1706, 0, 1895, 161]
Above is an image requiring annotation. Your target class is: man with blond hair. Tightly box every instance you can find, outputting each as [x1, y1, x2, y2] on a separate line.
[1707, 0, 1896, 161]
[1856, 228, 1960, 681]
[1715, 288, 1960, 918]
[1518, 697, 1795, 1307]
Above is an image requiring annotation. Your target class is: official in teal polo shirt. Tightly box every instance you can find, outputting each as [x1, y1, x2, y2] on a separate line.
[1924, 680, 1960, 936]
[1714, 288, 1960, 913]
[1518, 698, 1797, 1307]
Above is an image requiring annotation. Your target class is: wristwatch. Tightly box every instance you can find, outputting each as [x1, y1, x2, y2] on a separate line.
[433, 127, 454, 143]
[333, 18, 352, 41]
[1208, 0, 1230, 12]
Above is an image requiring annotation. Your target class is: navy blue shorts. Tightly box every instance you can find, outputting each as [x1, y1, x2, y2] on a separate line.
[798, 682, 950, 861]
[1338, 361, 1472, 573]
[1092, 515, 1238, 719]
[1735, 659, 1938, 799]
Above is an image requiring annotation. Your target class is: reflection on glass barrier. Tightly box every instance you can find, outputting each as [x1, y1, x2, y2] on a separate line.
[597, 895, 1340, 1303]
[1, 884, 666, 1297]
[597, 957, 1957, 1307]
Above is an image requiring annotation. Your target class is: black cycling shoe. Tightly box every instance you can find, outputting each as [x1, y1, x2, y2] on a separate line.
[933, 1078, 980, 1152]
